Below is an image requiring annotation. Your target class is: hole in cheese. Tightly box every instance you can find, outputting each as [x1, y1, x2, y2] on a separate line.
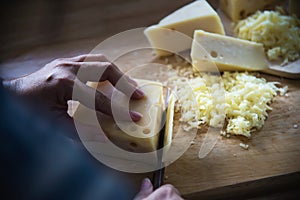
[143, 128, 151, 134]
[129, 142, 138, 148]
[210, 50, 218, 58]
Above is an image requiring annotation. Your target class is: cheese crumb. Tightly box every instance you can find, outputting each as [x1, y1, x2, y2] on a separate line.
[234, 9, 300, 65]
[239, 143, 249, 150]
[220, 130, 227, 137]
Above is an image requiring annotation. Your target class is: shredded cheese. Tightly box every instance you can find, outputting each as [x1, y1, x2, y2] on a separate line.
[234, 9, 300, 65]
[168, 68, 288, 138]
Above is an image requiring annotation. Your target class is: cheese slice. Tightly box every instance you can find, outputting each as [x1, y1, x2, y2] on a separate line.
[72, 79, 174, 154]
[220, 0, 279, 21]
[191, 30, 268, 72]
[164, 93, 176, 149]
[144, 0, 225, 56]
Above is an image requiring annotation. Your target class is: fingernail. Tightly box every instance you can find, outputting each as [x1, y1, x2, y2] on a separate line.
[132, 89, 145, 99]
[141, 178, 152, 190]
[130, 111, 143, 122]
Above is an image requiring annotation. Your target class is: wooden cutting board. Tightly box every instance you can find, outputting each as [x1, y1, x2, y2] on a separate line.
[3, 0, 298, 197]
[87, 25, 300, 195]
[114, 49, 300, 197]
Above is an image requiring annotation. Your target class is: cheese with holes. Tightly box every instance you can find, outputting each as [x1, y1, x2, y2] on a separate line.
[72, 79, 174, 154]
[191, 30, 268, 72]
[220, 0, 280, 21]
[144, 0, 225, 56]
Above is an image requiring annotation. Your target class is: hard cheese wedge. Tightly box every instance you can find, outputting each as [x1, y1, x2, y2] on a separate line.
[144, 0, 225, 56]
[220, 0, 279, 21]
[72, 79, 174, 154]
[191, 30, 268, 72]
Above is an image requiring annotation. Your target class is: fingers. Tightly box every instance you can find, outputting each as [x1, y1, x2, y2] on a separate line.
[133, 178, 153, 200]
[134, 182, 183, 200]
[104, 63, 144, 100]
[145, 184, 182, 200]
[61, 54, 108, 62]
[72, 78, 142, 122]
[57, 54, 144, 100]
[69, 61, 144, 100]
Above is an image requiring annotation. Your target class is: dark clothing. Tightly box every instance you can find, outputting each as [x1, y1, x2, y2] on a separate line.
[0, 84, 134, 200]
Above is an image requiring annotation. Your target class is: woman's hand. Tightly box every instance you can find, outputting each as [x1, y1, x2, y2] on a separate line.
[134, 178, 183, 200]
[2, 54, 144, 137]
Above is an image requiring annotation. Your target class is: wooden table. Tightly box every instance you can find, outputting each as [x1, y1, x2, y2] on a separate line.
[1, 0, 300, 199]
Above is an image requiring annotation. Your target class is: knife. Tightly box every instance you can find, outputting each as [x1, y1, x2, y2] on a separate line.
[152, 88, 170, 189]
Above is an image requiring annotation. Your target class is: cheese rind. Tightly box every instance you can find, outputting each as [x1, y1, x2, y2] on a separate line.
[72, 79, 174, 154]
[144, 0, 225, 56]
[220, 0, 279, 21]
[191, 30, 268, 72]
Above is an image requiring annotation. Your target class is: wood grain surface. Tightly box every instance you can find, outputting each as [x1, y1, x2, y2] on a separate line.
[110, 48, 300, 196]
[67, 34, 300, 197]
[1, 0, 300, 198]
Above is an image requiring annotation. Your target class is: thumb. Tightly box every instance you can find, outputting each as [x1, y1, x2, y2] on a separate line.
[134, 178, 153, 200]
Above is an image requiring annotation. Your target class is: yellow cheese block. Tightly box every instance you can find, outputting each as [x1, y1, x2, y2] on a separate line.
[220, 0, 279, 21]
[191, 30, 268, 72]
[144, 0, 225, 56]
[72, 79, 174, 154]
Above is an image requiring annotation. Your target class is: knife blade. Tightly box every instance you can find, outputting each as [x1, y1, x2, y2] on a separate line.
[152, 87, 170, 189]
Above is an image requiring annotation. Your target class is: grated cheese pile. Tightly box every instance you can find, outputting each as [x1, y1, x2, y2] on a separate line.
[234, 9, 300, 65]
[168, 70, 288, 137]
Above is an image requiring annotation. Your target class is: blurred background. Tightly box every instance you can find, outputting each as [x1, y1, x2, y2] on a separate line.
[1, 0, 218, 61]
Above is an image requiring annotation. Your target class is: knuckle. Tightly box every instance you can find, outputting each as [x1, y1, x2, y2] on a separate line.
[96, 53, 106, 60]
[56, 75, 74, 86]
[105, 62, 113, 68]
[52, 59, 72, 67]
[53, 58, 63, 62]
[52, 60, 67, 68]
[163, 185, 176, 195]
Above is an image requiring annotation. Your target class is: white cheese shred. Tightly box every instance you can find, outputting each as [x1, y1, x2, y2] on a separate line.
[239, 143, 249, 150]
